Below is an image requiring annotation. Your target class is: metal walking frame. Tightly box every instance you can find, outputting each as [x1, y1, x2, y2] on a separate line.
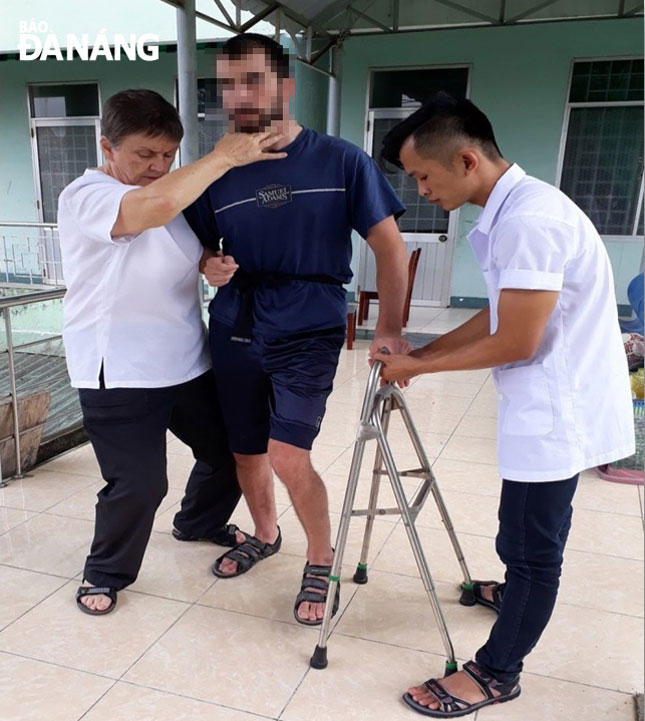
[310, 350, 477, 672]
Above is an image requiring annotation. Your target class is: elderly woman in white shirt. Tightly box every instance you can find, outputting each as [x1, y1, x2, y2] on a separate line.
[58, 89, 285, 615]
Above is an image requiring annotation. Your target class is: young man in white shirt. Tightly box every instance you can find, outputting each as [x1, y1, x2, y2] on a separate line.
[58, 89, 285, 615]
[373, 93, 635, 718]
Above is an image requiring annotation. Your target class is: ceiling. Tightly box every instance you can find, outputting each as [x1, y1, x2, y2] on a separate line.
[161, 0, 643, 69]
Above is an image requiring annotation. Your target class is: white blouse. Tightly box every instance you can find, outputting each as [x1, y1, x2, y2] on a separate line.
[58, 169, 211, 389]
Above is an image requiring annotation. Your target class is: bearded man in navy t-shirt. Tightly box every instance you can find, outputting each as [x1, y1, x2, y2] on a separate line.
[174, 33, 410, 626]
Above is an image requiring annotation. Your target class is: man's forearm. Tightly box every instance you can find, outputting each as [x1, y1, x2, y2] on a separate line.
[374, 264, 408, 334]
[364, 216, 410, 336]
[420, 329, 529, 373]
[373, 248, 408, 334]
[413, 307, 491, 358]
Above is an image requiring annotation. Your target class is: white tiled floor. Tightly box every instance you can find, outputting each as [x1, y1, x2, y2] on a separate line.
[1, 307, 642, 720]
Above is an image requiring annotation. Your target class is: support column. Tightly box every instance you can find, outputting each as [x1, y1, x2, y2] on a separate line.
[326, 42, 343, 137]
[176, 0, 198, 166]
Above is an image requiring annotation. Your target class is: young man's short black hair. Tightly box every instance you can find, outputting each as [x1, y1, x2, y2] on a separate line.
[101, 89, 183, 146]
[220, 33, 291, 79]
[381, 92, 502, 169]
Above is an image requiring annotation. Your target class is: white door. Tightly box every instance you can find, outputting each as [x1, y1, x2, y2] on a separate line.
[358, 109, 458, 307]
[28, 83, 102, 285]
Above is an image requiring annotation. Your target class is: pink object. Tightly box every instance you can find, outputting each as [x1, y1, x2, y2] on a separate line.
[596, 464, 643, 486]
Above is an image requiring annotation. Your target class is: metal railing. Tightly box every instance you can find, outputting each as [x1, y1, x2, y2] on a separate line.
[0, 222, 64, 288]
[0, 289, 66, 482]
[1, 220, 214, 305]
[0, 220, 215, 484]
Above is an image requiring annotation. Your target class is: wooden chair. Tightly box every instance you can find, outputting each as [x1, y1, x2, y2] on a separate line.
[358, 247, 422, 328]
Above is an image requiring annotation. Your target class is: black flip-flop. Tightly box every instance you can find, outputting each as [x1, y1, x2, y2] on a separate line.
[212, 527, 282, 578]
[75, 585, 117, 616]
[402, 660, 521, 718]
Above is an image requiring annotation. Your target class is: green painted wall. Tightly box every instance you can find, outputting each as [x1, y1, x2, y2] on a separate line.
[339, 18, 644, 305]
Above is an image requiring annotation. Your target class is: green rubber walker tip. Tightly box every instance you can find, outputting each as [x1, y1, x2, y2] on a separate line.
[329, 574, 341, 583]
[461, 582, 474, 590]
[357, 563, 368, 570]
[445, 661, 458, 672]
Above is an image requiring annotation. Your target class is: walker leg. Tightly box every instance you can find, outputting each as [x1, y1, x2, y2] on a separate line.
[354, 399, 392, 585]
[397, 395, 473, 590]
[374, 411, 457, 667]
[310, 436, 368, 669]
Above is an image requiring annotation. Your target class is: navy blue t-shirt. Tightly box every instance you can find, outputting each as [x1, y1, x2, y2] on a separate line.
[183, 127, 405, 337]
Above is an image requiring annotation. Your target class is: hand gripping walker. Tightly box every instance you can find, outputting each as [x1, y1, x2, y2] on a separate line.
[310, 349, 477, 673]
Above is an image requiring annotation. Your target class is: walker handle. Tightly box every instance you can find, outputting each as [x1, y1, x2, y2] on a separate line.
[361, 347, 391, 420]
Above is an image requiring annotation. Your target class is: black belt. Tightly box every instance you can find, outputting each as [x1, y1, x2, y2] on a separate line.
[230, 269, 344, 343]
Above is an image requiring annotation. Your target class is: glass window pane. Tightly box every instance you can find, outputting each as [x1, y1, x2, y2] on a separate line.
[569, 59, 643, 103]
[38, 125, 97, 222]
[560, 106, 643, 235]
[370, 67, 468, 109]
[197, 78, 227, 158]
[372, 117, 448, 233]
[198, 118, 227, 158]
[198, 78, 220, 115]
[30, 84, 99, 118]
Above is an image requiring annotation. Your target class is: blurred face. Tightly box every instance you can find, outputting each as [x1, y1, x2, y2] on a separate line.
[217, 48, 292, 133]
[100, 132, 178, 186]
[399, 137, 478, 212]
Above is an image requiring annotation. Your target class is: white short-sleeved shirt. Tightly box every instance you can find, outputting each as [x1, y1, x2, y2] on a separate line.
[468, 163, 635, 482]
[57, 169, 211, 389]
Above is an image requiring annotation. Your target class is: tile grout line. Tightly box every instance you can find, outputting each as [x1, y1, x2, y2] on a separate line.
[76, 679, 120, 720]
[0, 648, 118, 681]
[113, 679, 281, 720]
[76, 675, 280, 721]
[0, 575, 71, 633]
[0, 474, 100, 524]
[0, 561, 78, 580]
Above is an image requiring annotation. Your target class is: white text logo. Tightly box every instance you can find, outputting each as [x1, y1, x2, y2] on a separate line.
[18, 21, 159, 61]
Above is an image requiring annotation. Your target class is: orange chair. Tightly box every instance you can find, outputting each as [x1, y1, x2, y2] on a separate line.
[358, 247, 422, 328]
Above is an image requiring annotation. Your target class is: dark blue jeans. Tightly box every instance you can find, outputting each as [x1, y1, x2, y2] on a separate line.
[475, 474, 579, 683]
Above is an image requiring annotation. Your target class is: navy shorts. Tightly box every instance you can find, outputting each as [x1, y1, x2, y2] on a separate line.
[210, 319, 344, 454]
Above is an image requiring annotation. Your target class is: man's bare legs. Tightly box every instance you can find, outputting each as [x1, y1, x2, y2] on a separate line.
[268, 439, 333, 622]
[217, 452, 279, 576]
[217, 439, 333, 623]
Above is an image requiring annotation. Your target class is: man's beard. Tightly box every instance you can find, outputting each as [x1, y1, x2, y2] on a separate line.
[231, 104, 284, 133]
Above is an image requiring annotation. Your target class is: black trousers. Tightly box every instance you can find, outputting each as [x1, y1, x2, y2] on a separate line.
[79, 371, 240, 589]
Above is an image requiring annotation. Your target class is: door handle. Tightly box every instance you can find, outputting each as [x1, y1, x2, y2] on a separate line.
[438, 234, 448, 243]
